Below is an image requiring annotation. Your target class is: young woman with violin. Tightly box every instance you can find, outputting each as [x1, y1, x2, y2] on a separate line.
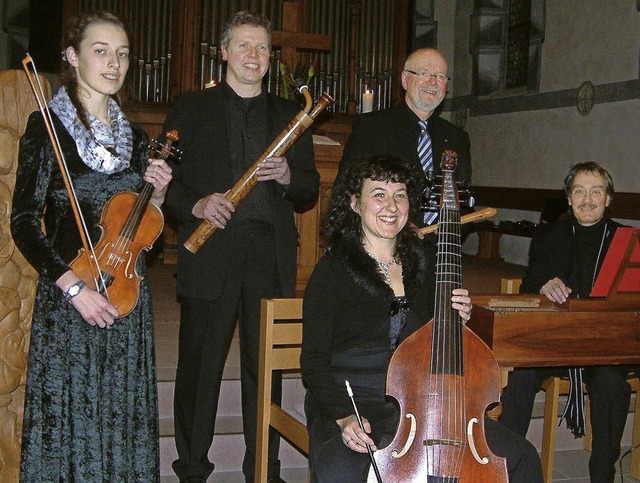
[11, 11, 171, 480]
[300, 155, 542, 482]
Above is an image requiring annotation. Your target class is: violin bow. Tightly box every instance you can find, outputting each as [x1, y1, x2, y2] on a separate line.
[21, 54, 108, 297]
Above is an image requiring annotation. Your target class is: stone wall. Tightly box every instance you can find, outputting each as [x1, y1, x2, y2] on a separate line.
[436, 0, 640, 264]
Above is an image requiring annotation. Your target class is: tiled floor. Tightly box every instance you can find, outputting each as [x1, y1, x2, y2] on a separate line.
[149, 254, 640, 482]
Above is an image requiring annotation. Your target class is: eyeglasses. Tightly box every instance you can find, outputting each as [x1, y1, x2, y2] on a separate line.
[404, 69, 450, 83]
[570, 187, 606, 198]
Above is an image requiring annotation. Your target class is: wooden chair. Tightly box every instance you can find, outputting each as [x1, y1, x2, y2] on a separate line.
[500, 279, 640, 482]
[539, 375, 640, 482]
[255, 298, 309, 482]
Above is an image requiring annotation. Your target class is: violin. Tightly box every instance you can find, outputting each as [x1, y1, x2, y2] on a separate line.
[70, 130, 179, 318]
[370, 150, 507, 481]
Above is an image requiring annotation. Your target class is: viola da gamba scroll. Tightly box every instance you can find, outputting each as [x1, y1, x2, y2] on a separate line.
[369, 150, 508, 482]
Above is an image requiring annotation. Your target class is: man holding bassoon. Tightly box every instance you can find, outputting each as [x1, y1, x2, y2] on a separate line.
[161, 11, 320, 483]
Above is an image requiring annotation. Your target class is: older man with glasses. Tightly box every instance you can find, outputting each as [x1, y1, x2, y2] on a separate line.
[338, 48, 471, 229]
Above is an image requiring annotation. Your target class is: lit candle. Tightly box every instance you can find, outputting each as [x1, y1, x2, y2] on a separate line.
[362, 90, 374, 113]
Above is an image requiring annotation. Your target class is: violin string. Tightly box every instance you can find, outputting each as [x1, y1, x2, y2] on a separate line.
[113, 141, 172, 262]
[110, 192, 148, 271]
[454, 207, 465, 477]
[98, 151, 150, 271]
[451, 206, 464, 477]
[435, 202, 446, 476]
[452, 189, 465, 476]
[118, 150, 157, 243]
[444, 205, 450, 476]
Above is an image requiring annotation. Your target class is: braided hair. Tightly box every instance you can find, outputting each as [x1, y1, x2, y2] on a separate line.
[60, 10, 130, 129]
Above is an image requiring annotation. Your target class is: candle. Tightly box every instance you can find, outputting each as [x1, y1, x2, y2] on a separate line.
[362, 90, 374, 113]
[204, 80, 217, 89]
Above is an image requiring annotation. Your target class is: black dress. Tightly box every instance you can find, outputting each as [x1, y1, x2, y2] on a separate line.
[301, 239, 543, 482]
[11, 111, 159, 481]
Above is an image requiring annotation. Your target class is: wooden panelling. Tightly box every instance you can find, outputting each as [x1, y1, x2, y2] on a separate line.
[295, 142, 342, 295]
[125, 105, 169, 141]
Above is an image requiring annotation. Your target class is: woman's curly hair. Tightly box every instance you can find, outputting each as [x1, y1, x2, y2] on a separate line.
[324, 155, 424, 259]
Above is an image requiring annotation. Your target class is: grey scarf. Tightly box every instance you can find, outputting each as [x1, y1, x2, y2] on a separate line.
[48, 87, 132, 174]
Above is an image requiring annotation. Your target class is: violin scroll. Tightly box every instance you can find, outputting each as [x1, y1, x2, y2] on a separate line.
[149, 129, 181, 160]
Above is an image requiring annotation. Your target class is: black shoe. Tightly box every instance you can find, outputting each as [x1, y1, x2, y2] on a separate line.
[266, 478, 287, 483]
[180, 479, 205, 483]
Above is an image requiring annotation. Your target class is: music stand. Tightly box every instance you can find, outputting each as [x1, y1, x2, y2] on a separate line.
[590, 227, 640, 301]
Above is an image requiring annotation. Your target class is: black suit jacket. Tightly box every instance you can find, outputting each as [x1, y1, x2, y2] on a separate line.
[162, 84, 319, 300]
[520, 216, 622, 296]
[339, 102, 471, 227]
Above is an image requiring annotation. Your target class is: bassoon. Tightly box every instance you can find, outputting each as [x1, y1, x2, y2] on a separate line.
[184, 87, 334, 253]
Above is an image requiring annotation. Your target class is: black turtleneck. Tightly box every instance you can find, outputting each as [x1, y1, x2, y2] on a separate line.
[573, 216, 608, 297]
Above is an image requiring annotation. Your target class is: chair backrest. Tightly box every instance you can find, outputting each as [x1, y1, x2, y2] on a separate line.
[256, 298, 308, 481]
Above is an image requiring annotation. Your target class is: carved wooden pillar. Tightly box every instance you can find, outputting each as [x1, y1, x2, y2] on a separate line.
[0, 70, 50, 483]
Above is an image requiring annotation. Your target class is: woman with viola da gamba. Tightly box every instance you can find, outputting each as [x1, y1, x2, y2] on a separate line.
[300, 154, 543, 482]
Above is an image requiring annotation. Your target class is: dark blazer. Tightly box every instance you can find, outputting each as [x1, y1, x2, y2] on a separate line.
[339, 102, 471, 226]
[162, 83, 320, 300]
[520, 216, 622, 296]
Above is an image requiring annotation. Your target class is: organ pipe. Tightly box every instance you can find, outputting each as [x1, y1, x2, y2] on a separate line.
[73, 0, 395, 112]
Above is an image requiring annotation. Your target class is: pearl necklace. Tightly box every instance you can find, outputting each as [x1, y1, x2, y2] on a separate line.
[367, 252, 398, 283]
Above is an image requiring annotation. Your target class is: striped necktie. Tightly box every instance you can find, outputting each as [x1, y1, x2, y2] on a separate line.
[418, 120, 437, 225]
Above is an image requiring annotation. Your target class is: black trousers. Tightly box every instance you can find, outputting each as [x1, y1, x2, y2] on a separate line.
[500, 366, 635, 483]
[172, 224, 283, 482]
[307, 400, 543, 483]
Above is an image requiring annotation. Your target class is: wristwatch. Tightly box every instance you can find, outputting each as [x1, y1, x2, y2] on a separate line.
[64, 280, 86, 302]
